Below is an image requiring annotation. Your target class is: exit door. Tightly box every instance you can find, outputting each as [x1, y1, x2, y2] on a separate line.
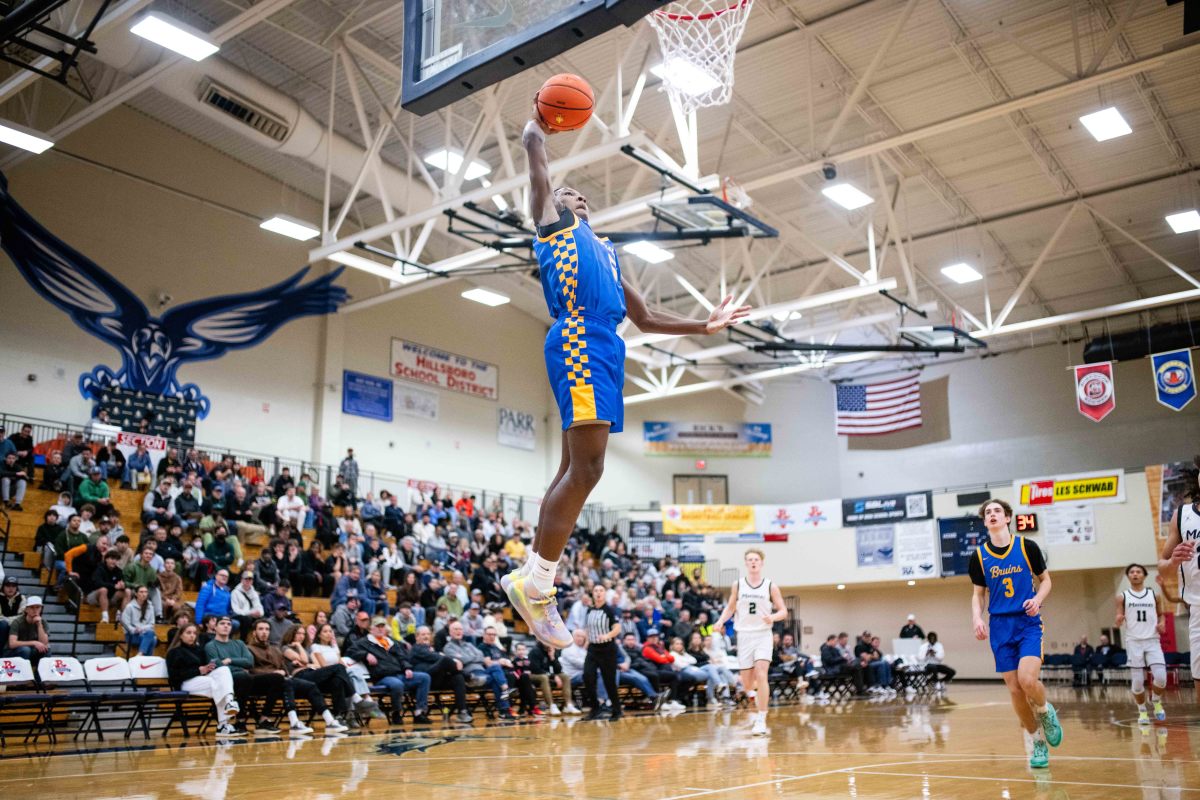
[673, 475, 728, 504]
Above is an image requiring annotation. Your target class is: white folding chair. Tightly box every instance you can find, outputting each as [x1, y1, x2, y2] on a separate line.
[0, 656, 48, 745]
[79, 657, 133, 740]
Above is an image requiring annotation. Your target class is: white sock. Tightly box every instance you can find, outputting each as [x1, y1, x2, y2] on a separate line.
[288, 710, 302, 726]
[322, 710, 337, 725]
[530, 554, 557, 594]
[1035, 704, 1048, 715]
[351, 693, 362, 704]
[519, 553, 538, 577]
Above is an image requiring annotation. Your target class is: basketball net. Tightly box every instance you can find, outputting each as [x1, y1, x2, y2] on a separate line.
[647, 0, 755, 116]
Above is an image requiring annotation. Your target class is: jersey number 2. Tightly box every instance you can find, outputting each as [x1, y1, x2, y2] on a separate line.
[748, 602, 757, 615]
[1002, 577, 1015, 598]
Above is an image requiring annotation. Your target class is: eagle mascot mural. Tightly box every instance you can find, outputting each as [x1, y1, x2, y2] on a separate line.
[0, 174, 347, 418]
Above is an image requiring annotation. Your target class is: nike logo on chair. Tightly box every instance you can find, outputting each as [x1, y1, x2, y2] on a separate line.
[95, 664, 117, 672]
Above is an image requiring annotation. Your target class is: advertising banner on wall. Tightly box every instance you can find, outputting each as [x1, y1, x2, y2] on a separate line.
[895, 520, 938, 579]
[754, 500, 842, 534]
[1013, 469, 1125, 507]
[856, 524, 895, 567]
[643, 422, 772, 457]
[842, 491, 932, 526]
[394, 382, 440, 421]
[498, 407, 536, 451]
[390, 338, 498, 400]
[663, 505, 756, 535]
[342, 370, 393, 422]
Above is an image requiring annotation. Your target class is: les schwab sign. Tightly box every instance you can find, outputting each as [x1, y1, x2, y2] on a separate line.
[390, 338, 498, 401]
[1013, 469, 1125, 506]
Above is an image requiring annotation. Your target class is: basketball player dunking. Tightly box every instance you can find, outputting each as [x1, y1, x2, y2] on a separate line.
[503, 104, 751, 647]
[1158, 463, 1200, 699]
[1117, 563, 1168, 725]
[713, 548, 786, 736]
[969, 499, 1063, 769]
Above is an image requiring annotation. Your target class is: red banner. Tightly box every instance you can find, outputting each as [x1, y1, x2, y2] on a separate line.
[1074, 362, 1115, 422]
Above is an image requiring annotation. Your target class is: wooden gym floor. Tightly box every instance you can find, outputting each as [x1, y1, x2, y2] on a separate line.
[0, 684, 1196, 799]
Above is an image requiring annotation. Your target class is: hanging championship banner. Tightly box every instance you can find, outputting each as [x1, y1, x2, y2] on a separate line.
[663, 504, 756, 535]
[1151, 349, 1195, 411]
[1074, 362, 1115, 422]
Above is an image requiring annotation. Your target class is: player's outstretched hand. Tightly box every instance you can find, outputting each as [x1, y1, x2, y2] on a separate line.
[1022, 598, 1041, 617]
[1169, 540, 1196, 565]
[705, 294, 753, 334]
[528, 99, 555, 136]
[972, 619, 987, 641]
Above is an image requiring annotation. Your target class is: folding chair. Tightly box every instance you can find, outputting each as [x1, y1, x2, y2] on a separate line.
[0, 656, 49, 745]
[79, 656, 134, 740]
[127, 655, 212, 738]
[37, 656, 90, 743]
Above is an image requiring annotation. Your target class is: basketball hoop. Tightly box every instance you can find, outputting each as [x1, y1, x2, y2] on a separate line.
[721, 177, 752, 210]
[647, 0, 755, 115]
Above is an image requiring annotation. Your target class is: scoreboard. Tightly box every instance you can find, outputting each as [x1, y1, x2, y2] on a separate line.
[938, 515, 987, 577]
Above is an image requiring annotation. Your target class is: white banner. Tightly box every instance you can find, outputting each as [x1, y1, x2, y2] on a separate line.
[394, 381, 440, 421]
[754, 500, 842, 534]
[115, 431, 167, 477]
[1042, 503, 1097, 546]
[895, 520, 938, 580]
[390, 338, 498, 401]
[1013, 469, 1125, 507]
[498, 407, 536, 451]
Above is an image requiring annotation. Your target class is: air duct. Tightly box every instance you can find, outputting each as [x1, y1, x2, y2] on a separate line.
[1082, 320, 1200, 363]
[78, 10, 436, 228]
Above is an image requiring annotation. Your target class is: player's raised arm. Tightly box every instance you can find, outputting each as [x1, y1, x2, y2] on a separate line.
[522, 107, 560, 228]
[623, 279, 752, 337]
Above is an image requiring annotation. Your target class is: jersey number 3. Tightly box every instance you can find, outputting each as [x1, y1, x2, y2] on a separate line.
[1002, 577, 1015, 598]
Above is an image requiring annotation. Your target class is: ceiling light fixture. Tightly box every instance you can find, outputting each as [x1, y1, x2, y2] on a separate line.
[326, 251, 405, 281]
[1165, 210, 1200, 234]
[622, 240, 674, 264]
[462, 287, 510, 307]
[424, 148, 491, 181]
[650, 59, 721, 96]
[0, 119, 53, 154]
[259, 214, 319, 241]
[1078, 107, 1132, 142]
[836, 584, 846, 591]
[130, 13, 219, 61]
[941, 262, 983, 284]
[821, 183, 874, 210]
[906, 580, 916, 586]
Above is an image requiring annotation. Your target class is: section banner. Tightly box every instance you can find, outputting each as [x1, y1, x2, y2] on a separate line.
[856, 524, 895, 567]
[842, 491, 932, 527]
[643, 421, 772, 457]
[390, 338, 498, 400]
[1013, 469, 1125, 507]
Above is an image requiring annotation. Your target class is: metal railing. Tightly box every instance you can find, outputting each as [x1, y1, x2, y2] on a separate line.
[1, 410, 564, 523]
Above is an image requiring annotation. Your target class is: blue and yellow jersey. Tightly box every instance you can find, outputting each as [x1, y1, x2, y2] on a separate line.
[969, 535, 1046, 616]
[533, 209, 626, 326]
[532, 208, 628, 433]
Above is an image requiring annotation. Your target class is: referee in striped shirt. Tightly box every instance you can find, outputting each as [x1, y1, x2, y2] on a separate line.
[583, 583, 622, 721]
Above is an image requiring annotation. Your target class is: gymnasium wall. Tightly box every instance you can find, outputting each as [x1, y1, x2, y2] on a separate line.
[0, 107, 554, 498]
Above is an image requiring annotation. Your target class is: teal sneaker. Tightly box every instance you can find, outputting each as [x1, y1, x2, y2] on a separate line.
[1030, 738, 1050, 769]
[1039, 703, 1063, 747]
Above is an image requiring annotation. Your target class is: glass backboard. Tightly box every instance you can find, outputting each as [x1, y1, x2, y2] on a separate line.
[402, 0, 667, 115]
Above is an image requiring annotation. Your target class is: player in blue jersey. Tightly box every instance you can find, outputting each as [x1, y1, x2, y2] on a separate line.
[504, 104, 750, 648]
[969, 498, 1063, 769]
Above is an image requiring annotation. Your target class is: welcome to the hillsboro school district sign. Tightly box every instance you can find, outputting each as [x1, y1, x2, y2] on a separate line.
[390, 338, 498, 401]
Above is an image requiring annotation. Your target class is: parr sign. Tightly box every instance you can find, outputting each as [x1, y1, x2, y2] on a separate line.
[390, 338, 498, 400]
[1013, 469, 1125, 506]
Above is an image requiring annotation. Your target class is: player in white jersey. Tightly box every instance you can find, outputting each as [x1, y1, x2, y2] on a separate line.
[1116, 563, 1167, 724]
[713, 548, 787, 736]
[1158, 481, 1200, 698]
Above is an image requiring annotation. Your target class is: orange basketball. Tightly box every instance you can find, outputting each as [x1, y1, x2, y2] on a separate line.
[536, 73, 594, 132]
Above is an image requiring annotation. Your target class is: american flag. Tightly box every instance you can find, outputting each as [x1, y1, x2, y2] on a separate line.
[835, 375, 922, 436]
